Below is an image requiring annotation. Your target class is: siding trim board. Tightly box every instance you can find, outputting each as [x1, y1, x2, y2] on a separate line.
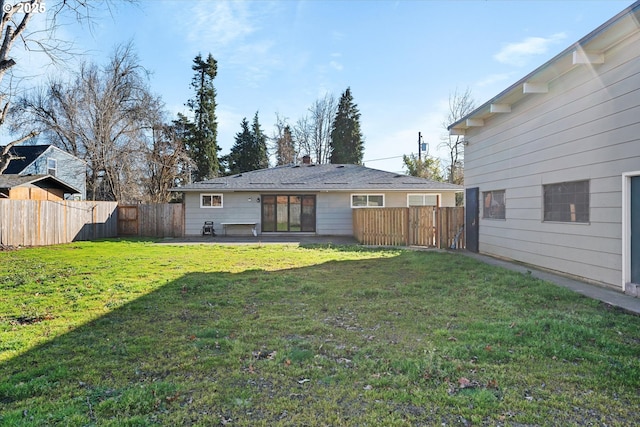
[622, 171, 640, 292]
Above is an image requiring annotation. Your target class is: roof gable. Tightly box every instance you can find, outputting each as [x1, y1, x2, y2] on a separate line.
[1, 145, 51, 174]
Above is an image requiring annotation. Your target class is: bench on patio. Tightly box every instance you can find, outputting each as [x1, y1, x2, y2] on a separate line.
[220, 222, 258, 236]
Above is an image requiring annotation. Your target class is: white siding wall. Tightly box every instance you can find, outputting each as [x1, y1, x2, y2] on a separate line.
[184, 192, 262, 236]
[184, 190, 459, 236]
[316, 193, 353, 235]
[464, 31, 640, 289]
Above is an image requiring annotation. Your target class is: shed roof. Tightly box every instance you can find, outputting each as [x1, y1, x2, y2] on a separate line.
[448, 0, 640, 135]
[0, 174, 81, 194]
[172, 163, 463, 192]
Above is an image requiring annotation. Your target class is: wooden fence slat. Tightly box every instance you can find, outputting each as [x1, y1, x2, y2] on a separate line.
[353, 206, 464, 248]
[0, 200, 118, 246]
[117, 204, 184, 238]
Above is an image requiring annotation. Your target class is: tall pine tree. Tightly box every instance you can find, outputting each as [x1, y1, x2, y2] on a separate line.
[228, 112, 269, 174]
[186, 53, 220, 181]
[251, 112, 269, 170]
[329, 87, 364, 164]
[275, 125, 295, 165]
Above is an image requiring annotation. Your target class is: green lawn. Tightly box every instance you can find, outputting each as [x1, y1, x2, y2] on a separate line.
[1, 240, 638, 426]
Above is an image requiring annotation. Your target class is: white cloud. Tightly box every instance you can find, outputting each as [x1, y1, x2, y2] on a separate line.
[182, 1, 287, 88]
[494, 32, 567, 67]
[186, 1, 255, 49]
[329, 60, 343, 71]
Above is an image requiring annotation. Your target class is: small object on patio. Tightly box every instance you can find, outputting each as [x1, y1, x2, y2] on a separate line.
[202, 221, 216, 236]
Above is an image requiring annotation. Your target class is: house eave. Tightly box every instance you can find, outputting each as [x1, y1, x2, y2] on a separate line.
[171, 186, 463, 193]
[447, 1, 640, 135]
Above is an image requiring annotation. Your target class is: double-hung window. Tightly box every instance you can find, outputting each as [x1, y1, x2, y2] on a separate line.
[201, 194, 223, 208]
[543, 180, 589, 223]
[47, 158, 57, 176]
[351, 194, 384, 208]
[407, 194, 438, 207]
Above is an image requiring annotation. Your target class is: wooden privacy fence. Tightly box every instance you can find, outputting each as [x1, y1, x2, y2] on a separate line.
[117, 203, 184, 238]
[0, 200, 118, 246]
[353, 206, 465, 248]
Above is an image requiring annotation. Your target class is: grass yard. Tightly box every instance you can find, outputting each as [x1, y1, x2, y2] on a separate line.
[0, 240, 639, 426]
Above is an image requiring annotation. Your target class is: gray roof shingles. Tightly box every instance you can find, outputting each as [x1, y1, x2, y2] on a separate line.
[172, 164, 463, 192]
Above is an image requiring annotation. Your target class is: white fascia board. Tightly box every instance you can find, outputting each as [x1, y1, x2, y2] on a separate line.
[466, 118, 484, 127]
[572, 50, 605, 65]
[490, 103, 511, 113]
[522, 82, 549, 94]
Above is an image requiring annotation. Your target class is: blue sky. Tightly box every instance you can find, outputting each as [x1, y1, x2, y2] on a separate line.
[17, 0, 635, 174]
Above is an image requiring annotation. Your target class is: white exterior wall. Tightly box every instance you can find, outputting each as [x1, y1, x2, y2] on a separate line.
[463, 32, 640, 290]
[184, 190, 459, 236]
[184, 192, 262, 236]
[316, 192, 353, 235]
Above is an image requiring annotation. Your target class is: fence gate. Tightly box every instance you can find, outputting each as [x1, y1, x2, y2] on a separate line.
[353, 206, 464, 248]
[117, 205, 139, 236]
[408, 206, 436, 246]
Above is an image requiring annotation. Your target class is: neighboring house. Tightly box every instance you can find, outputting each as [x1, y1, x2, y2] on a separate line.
[0, 174, 81, 200]
[1, 144, 86, 200]
[448, 1, 640, 295]
[171, 161, 462, 237]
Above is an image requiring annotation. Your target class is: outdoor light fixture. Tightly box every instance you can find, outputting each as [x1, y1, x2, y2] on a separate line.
[256, 197, 261, 203]
[248, 197, 252, 202]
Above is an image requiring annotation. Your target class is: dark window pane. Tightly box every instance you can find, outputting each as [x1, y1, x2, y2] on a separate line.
[543, 181, 589, 223]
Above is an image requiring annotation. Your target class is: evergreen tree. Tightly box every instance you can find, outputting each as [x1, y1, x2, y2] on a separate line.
[185, 53, 220, 181]
[227, 112, 269, 174]
[228, 118, 252, 175]
[329, 87, 364, 164]
[275, 124, 295, 166]
[251, 111, 269, 170]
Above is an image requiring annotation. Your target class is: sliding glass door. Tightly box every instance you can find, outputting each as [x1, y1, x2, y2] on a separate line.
[261, 195, 316, 232]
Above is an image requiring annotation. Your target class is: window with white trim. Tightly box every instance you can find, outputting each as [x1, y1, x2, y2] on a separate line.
[543, 180, 589, 223]
[483, 190, 506, 219]
[200, 193, 223, 208]
[47, 158, 57, 176]
[351, 194, 384, 208]
[407, 194, 438, 207]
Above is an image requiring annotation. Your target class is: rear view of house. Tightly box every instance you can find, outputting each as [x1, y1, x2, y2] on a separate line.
[449, 1, 640, 295]
[172, 162, 462, 237]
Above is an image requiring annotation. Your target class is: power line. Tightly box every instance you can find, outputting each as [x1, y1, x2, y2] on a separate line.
[362, 155, 404, 163]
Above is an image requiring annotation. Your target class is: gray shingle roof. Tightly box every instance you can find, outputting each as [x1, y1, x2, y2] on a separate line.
[172, 164, 463, 192]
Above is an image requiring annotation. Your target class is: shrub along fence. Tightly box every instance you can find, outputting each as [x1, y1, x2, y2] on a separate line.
[0, 200, 118, 246]
[353, 206, 465, 248]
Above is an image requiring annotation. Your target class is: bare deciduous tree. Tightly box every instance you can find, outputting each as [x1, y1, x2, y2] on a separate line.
[145, 122, 192, 203]
[439, 87, 475, 185]
[294, 93, 336, 164]
[271, 113, 295, 166]
[0, 0, 135, 173]
[14, 43, 161, 201]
